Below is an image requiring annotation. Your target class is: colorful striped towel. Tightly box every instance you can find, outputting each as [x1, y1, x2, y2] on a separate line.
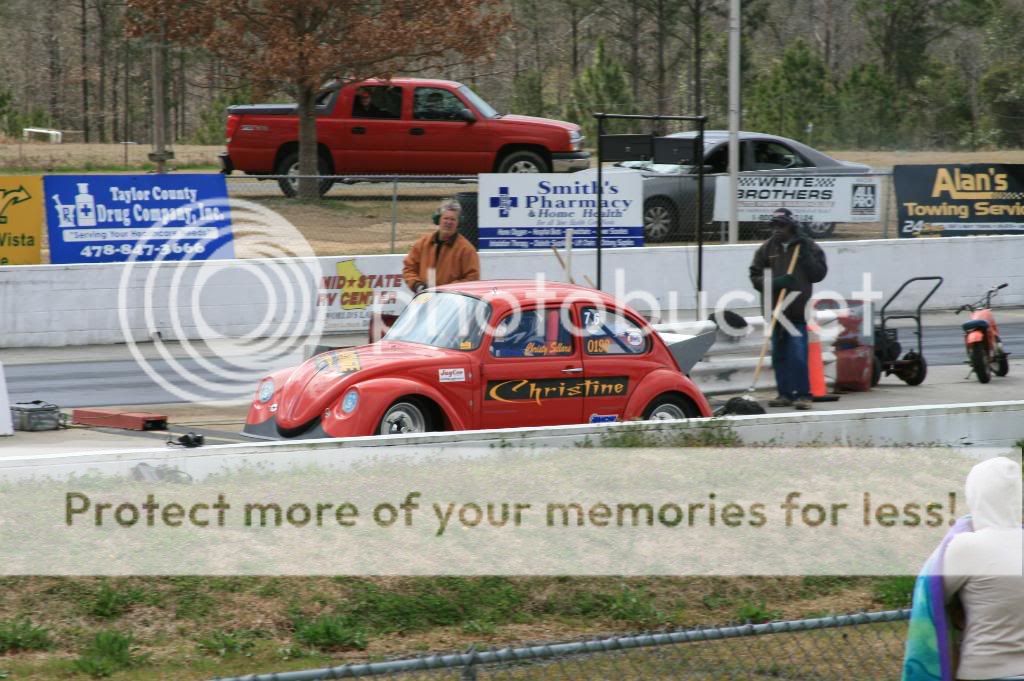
[901, 515, 973, 681]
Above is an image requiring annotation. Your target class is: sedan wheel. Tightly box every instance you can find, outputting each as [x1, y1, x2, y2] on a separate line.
[378, 400, 429, 435]
[804, 221, 835, 238]
[643, 199, 677, 243]
[642, 395, 697, 421]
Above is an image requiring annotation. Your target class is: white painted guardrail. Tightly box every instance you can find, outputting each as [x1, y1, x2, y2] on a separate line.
[2, 401, 1020, 482]
[0, 362, 12, 436]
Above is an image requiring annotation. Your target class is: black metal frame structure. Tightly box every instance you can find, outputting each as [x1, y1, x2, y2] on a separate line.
[594, 113, 708, 291]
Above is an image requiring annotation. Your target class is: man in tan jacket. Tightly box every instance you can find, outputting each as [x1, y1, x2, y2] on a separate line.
[402, 199, 480, 293]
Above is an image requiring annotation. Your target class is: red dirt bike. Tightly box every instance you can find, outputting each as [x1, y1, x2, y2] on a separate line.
[957, 283, 1010, 384]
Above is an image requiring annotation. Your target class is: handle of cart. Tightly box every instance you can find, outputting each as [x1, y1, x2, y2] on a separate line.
[878, 276, 944, 356]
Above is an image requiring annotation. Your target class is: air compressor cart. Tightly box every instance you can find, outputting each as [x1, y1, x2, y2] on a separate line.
[873, 276, 943, 386]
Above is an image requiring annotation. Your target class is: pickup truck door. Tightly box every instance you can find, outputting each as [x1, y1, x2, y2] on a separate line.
[336, 85, 409, 174]
[479, 307, 583, 429]
[400, 86, 494, 174]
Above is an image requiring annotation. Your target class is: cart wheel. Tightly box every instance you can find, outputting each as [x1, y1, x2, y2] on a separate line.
[969, 343, 991, 384]
[896, 351, 927, 386]
[871, 355, 882, 387]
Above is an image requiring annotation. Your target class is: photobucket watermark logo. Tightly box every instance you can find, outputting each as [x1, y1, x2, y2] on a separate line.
[116, 198, 324, 404]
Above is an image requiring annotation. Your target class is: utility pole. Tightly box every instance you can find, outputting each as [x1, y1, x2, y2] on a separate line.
[727, 0, 740, 243]
[149, 20, 174, 173]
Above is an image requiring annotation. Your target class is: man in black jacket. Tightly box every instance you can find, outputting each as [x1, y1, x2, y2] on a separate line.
[749, 208, 828, 410]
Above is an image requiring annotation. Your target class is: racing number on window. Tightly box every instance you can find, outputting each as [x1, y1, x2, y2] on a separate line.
[582, 308, 647, 355]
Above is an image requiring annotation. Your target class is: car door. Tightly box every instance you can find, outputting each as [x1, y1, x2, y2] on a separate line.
[577, 305, 654, 423]
[479, 306, 583, 429]
[400, 86, 493, 173]
[337, 85, 408, 174]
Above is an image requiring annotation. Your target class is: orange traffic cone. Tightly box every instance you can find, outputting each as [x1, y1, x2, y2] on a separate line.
[807, 323, 828, 399]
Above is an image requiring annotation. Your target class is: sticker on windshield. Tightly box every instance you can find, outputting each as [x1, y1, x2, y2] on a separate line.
[627, 331, 643, 347]
[459, 340, 473, 350]
[438, 368, 466, 383]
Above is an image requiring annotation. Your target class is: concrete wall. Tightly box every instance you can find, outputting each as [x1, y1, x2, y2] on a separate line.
[2, 401, 1020, 482]
[1, 235, 1022, 347]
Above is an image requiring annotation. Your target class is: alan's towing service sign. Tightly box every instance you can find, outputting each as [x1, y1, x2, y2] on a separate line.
[478, 173, 644, 250]
[894, 164, 1024, 237]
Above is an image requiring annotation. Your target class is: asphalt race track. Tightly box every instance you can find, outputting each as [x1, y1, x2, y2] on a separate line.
[6, 321, 1023, 409]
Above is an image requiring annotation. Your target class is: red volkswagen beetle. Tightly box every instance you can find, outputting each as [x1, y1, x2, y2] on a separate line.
[243, 281, 711, 439]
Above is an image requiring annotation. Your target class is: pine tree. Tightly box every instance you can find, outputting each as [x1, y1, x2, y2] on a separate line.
[564, 39, 636, 141]
[746, 39, 834, 145]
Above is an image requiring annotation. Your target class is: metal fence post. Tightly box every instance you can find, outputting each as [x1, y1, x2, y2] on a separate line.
[390, 179, 398, 254]
[883, 172, 893, 239]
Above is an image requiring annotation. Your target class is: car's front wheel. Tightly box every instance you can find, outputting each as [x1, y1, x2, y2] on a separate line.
[642, 394, 699, 421]
[496, 150, 549, 173]
[643, 198, 678, 243]
[378, 399, 432, 435]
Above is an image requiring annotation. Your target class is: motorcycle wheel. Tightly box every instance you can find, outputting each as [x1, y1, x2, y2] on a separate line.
[970, 343, 991, 384]
[994, 350, 1009, 377]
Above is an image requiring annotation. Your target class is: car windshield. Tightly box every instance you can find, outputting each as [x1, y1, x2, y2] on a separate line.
[385, 292, 491, 351]
[617, 160, 690, 175]
[458, 85, 497, 118]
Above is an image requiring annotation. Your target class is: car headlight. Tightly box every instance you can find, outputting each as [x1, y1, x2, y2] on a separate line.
[341, 389, 359, 414]
[569, 129, 583, 151]
[257, 379, 275, 403]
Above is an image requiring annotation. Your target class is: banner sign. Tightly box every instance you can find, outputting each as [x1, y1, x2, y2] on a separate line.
[894, 164, 1024, 237]
[713, 175, 881, 223]
[318, 257, 406, 332]
[44, 174, 234, 263]
[478, 173, 644, 250]
[0, 175, 44, 265]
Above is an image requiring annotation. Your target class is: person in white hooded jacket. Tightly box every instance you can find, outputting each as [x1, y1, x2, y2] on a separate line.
[942, 456, 1024, 681]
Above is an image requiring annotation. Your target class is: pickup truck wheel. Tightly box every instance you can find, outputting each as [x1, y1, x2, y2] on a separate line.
[497, 150, 549, 173]
[276, 151, 334, 198]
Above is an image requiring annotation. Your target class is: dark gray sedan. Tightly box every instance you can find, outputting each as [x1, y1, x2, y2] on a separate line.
[592, 131, 871, 242]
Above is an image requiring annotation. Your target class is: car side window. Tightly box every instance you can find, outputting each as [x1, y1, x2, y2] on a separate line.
[490, 309, 574, 358]
[351, 86, 402, 119]
[704, 144, 728, 173]
[582, 308, 648, 355]
[413, 87, 466, 121]
[749, 141, 810, 170]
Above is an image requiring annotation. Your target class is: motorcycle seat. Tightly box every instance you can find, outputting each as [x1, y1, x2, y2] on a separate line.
[961, 319, 989, 332]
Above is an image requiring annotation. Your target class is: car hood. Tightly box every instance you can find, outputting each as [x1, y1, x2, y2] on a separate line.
[275, 341, 458, 429]
[496, 114, 579, 132]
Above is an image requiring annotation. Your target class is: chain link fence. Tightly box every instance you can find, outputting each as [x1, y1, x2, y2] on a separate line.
[225, 171, 896, 258]
[212, 610, 910, 681]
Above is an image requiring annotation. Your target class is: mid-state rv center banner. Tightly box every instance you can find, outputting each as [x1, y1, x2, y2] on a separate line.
[894, 164, 1024, 237]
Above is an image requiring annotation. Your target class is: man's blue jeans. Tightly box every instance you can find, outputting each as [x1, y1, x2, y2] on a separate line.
[772, 321, 810, 400]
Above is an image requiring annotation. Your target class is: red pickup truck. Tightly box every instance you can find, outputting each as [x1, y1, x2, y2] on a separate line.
[221, 78, 590, 196]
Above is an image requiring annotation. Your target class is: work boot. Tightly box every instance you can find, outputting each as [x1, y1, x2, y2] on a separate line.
[768, 396, 793, 407]
[794, 398, 812, 411]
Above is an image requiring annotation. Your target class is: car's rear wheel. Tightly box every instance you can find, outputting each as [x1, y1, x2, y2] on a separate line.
[642, 394, 699, 421]
[804, 221, 835, 238]
[497, 150, 549, 173]
[643, 198, 678, 243]
[276, 151, 334, 198]
[378, 399, 431, 435]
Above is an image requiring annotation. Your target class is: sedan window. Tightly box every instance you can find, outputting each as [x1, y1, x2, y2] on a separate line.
[747, 141, 811, 171]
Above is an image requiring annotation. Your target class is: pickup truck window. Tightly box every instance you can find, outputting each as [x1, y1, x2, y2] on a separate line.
[413, 88, 466, 121]
[352, 86, 402, 119]
[458, 85, 497, 118]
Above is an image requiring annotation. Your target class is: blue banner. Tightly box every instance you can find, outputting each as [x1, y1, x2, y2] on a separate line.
[44, 174, 234, 263]
[478, 226, 644, 250]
